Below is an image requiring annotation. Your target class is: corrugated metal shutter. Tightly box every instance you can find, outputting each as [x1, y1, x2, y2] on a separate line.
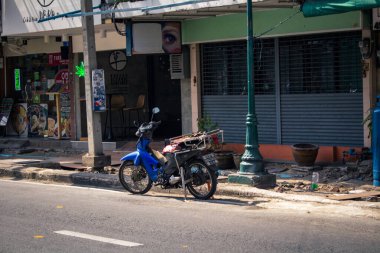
[281, 94, 363, 146]
[201, 31, 363, 147]
[201, 40, 276, 143]
[279, 32, 363, 146]
[202, 95, 276, 144]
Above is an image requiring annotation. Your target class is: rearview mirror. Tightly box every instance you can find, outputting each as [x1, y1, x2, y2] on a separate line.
[152, 107, 160, 114]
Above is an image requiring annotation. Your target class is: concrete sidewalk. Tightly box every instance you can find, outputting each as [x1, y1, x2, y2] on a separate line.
[0, 155, 379, 212]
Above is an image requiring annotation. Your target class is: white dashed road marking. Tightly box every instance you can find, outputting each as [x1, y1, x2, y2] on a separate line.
[54, 230, 143, 247]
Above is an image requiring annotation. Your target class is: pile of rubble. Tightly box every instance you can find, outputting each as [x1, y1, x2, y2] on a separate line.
[274, 181, 356, 194]
[267, 160, 374, 194]
[320, 160, 373, 182]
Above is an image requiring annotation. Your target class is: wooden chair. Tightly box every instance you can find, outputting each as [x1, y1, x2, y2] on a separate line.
[103, 94, 126, 139]
[123, 94, 145, 136]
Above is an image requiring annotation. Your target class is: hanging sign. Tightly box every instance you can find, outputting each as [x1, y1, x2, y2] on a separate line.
[92, 69, 106, 112]
[131, 22, 182, 54]
[14, 69, 21, 91]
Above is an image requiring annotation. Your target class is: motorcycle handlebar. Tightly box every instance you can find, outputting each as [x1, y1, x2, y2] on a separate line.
[138, 121, 161, 132]
[152, 120, 161, 126]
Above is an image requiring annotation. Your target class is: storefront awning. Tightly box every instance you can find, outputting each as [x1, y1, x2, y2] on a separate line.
[301, 0, 380, 17]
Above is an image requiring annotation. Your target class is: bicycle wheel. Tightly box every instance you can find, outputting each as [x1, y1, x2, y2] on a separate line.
[119, 161, 152, 194]
[186, 160, 217, 200]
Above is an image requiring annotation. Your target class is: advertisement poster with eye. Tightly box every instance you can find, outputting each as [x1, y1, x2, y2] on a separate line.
[132, 22, 181, 54]
[27, 104, 48, 137]
[92, 69, 106, 112]
[7, 103, 28, 137]
[161, 22, 181, 54]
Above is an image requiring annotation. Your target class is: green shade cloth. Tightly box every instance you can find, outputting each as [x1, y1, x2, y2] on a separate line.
[301, 0, 380, 17]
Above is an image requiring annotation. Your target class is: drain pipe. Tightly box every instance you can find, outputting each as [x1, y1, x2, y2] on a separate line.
[373, 96, 380, 186]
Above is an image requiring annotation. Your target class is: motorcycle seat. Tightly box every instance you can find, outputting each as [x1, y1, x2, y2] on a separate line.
[150, 148, 167, 165]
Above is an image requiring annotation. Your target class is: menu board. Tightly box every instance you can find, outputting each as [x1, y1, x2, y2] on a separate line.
[60, 92, 71, 138]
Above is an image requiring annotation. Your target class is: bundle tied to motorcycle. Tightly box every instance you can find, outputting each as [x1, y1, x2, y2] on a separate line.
[118, 107, 223, 200]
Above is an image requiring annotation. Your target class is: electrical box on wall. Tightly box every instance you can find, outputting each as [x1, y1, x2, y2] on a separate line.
[373, 8, 380, 30]
[169, 46, 190, 80]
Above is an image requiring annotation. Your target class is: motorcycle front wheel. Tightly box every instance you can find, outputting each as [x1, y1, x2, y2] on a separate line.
[186, 160, 217, 200]
[119, 161, 152, 194]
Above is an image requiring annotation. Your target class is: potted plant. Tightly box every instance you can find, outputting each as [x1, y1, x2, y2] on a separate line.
[197, 115, 218, 132]
[197, 115, 237, 170]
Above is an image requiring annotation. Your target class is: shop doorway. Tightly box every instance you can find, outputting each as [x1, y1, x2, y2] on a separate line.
[147, 55, 181, 138]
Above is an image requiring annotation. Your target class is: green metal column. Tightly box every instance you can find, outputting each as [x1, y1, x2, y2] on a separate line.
[240, 0, 263, 174]
[228, 0, 276, 187]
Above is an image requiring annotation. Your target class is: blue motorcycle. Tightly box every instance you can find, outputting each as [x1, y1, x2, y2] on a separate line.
[118, 107, 220, 200]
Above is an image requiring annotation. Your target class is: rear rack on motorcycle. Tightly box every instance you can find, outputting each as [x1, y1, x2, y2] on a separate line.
[168, 129, 224, 151]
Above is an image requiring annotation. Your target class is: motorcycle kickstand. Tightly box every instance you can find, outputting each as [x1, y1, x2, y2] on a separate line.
[180, 166, 187, 201]
[174, 153, 187, 202]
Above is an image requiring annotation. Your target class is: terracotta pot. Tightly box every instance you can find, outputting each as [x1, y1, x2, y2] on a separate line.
[291, 144, 319, 166]
[233, 154, 242, 170]
[214, 150, 235, 170]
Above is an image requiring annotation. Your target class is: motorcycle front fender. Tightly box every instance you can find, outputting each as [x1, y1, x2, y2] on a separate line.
[120, 151, 141, 166]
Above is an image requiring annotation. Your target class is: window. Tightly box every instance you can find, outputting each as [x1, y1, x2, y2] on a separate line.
[201, 39, 275, 95]
[279, 32, 362, 94]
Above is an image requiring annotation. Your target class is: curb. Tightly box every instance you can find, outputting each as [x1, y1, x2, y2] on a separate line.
[0, 166, 379, 210]
[0, 166, 122, 189]
[217, 184, 380, 210]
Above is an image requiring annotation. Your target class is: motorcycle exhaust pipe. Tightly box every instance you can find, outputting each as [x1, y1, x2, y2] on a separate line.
[169, 175, 181, 185]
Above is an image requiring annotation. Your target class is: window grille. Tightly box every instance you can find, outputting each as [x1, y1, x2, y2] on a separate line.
[201, 39, 275, 95]
[279, 32, 362, 94]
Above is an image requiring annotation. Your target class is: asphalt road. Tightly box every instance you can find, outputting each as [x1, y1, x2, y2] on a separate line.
[0, 179, 379, 253]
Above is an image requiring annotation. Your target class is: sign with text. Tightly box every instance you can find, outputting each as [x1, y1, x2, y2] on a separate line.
[60, 92, 71, 138]
[54, 69, 69, 92]
[48, 53, 69, 66]
[14, 69, 21, 91]
[2, 0, 101, 36]
[92, 69, 106, 112]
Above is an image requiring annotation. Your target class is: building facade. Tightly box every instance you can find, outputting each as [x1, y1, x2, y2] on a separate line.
[181, 9, 375, 161]
[1, 0, 379, 162]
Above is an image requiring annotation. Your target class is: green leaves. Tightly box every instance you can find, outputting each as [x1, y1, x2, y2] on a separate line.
[197, 115, 218, 132]
[362, 111, 372, 139]
[75, 61, 85, 78]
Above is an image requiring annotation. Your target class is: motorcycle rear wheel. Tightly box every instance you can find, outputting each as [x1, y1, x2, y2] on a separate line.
[186, 160, 217, 200]
[119, 161, 152, 194]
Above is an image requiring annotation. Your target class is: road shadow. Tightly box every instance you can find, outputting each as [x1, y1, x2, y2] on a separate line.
[144, 191, 269, 207]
